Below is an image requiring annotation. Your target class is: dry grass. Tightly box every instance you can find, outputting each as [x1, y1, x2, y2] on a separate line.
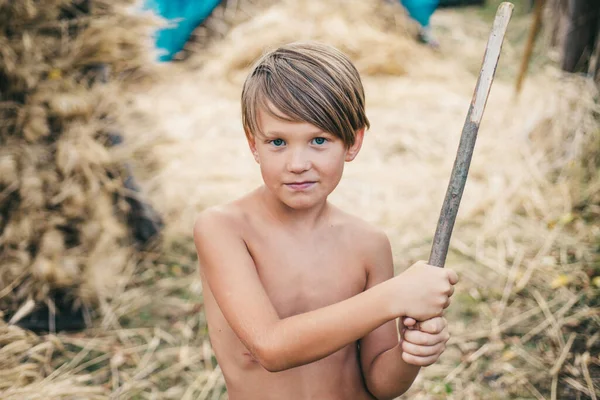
[0, 0, 598, 399]
[0, 0, 162, 316]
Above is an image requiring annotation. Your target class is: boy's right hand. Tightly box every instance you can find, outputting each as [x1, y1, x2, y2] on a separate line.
[392, 261, 458, 321]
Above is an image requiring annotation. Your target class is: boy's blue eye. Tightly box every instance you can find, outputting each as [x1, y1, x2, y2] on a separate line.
[272, 139, 285, 147]
[312, 137, 327, 145]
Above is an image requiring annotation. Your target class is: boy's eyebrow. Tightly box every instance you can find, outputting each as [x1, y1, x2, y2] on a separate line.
[263, 130, 329, 137]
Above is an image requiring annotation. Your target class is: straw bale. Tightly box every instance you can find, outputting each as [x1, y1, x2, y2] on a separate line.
[0, 0, 163, 324]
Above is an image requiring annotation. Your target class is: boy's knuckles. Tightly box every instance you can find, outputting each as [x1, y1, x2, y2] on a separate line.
[437, 295, 448, 308]
[421, 318, 441, 334]
[447, 269, 459, 284]
[423, 319, 443, 334]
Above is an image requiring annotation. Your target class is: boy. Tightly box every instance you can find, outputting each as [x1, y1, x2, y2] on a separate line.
[193, 42, 458, 399]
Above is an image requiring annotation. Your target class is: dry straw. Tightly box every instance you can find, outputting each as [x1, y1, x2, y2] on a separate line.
[0, 0, 598, 399]
[0, 0, 161, 321]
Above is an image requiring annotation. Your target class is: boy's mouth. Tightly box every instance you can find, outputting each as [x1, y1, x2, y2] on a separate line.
[285, 181, 316, 191]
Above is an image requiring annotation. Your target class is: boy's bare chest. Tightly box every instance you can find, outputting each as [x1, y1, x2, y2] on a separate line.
[246, 229, 367, 318]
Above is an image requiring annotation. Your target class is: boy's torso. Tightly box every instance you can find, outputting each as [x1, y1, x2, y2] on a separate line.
[200, 195, 378, 400]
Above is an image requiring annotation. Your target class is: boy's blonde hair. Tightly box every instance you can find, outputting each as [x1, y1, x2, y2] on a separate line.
[241, 42, 370, 147]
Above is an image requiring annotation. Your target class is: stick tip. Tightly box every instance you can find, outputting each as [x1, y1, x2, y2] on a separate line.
[495, 2, 515, 21]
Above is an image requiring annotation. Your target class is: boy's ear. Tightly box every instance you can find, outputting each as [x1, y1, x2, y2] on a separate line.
[345, 128, 365, 162]
[246, 133, 260, 164]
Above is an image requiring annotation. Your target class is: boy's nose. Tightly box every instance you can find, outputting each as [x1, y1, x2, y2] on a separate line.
[286, 149, 311, 173]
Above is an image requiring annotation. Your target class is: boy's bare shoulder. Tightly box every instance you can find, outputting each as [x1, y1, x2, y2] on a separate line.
[193, 197, 251, 237]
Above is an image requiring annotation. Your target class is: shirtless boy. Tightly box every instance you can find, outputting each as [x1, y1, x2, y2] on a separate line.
[194, 42, 458, 400]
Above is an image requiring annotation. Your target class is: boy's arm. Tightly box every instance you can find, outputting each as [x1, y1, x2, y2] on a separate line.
[194, 209, 403, 373]
[359, 232, 420, 399]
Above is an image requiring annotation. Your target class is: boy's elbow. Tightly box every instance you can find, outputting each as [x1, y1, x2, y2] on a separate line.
[253, 337, 293, 373]
[254, 345, 287, 373]
[365, 374, 411, 400]
[365, 384, 397, 400]
[257, 356, 286, 373]
[371, 388, 409, 400]
[368, 386, 409, 400]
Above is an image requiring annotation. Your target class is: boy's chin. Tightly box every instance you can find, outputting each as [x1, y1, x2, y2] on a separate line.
[279, 194, 328, 210]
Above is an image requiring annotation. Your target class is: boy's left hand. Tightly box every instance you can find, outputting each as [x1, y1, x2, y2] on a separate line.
[398, 317, 450, 366]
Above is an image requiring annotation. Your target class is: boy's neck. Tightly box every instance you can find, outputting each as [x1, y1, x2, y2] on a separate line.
[257, 186, 330, 231]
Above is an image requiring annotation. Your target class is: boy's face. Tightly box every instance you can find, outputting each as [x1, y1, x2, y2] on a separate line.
[248, 104, 364, 210]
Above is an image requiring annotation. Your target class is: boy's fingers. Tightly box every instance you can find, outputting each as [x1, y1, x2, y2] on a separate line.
[404, 329, 448, 346]
[447, 269, 459, 285]
[401, 352, 440, 367]
[402, 340, 445, 357]
[419, 317, 446, 334]
[406, 329, 450, 345]
[443, 297, 452, 309]
[403, 317, 417, 327]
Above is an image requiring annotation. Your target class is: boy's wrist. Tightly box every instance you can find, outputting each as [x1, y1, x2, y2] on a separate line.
[378, 278, 406, 319]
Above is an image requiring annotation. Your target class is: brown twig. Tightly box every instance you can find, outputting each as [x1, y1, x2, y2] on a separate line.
[516, 0, 547, 94]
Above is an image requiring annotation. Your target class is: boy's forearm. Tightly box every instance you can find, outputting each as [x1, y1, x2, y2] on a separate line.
[365, 343, 420, 399]
[256, 280, 397, 372]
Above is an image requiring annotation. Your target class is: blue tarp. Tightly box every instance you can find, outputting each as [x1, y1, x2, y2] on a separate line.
[144, 0, 438, 60]
[400, 0, 439, 28]
[145, 0, 222, 61]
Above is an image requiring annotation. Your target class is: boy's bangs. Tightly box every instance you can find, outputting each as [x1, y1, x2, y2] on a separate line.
[262, 77, 348, 140]
[247, 78, 326, 138]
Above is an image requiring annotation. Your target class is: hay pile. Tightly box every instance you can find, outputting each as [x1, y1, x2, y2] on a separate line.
[198, 0, 433, 80]
[0, 0, 161, 325]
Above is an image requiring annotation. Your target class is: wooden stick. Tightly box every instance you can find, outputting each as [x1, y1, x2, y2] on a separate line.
[515, 0, 546, 94]
[429, 2, 514, 267]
